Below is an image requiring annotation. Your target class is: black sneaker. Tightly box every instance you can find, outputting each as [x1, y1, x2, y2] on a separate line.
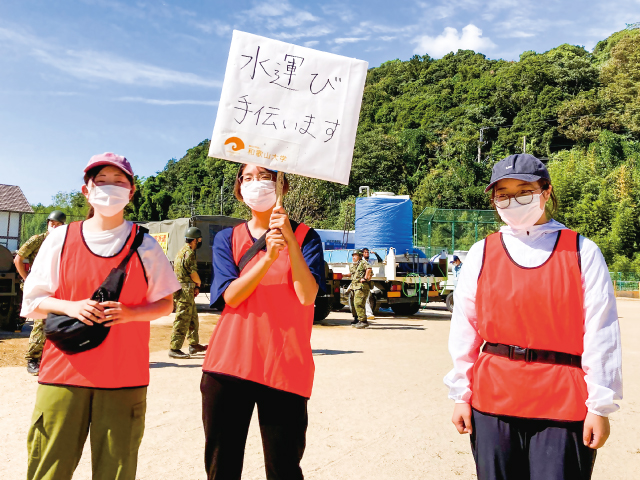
[189, 344, 208, 354]
[350, 318, 359, 327]
[27, 360, 40, 376]
[355, 321, 369, 329]
[168, 349, 190, 359]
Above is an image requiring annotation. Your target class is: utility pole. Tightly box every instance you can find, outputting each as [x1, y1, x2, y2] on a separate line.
[189, 193, 195, 218]
[477, 127, 487, 162]
[220, 183, 226, 215]
[523, 136, 526, 153]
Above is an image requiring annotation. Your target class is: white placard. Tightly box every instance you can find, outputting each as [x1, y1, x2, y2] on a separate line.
[209, 30, 368, 185]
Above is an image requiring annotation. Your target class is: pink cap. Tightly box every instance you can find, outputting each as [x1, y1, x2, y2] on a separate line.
[84, 152, 134, 177]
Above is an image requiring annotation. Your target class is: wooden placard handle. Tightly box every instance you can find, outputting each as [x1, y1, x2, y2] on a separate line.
[275, 171, 285, 208]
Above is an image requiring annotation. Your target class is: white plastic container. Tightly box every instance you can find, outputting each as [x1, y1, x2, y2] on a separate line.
[385, 247, 396, 281]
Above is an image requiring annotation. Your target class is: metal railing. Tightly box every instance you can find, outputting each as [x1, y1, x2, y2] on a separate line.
[613, 280, 640, 292]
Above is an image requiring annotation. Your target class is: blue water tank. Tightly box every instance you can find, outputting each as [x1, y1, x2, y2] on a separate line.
[355, 194, 413, 253]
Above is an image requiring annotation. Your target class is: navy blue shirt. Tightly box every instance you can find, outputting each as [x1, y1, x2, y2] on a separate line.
[209, 222, 326, 306]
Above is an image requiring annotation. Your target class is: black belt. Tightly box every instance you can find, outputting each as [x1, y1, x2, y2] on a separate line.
[483, 342, 582, 368]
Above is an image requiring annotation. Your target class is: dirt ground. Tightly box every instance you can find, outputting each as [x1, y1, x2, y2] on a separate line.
[1, 298, 639, 479]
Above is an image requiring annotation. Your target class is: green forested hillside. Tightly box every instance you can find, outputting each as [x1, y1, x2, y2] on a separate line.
[33, 26, 640, 272]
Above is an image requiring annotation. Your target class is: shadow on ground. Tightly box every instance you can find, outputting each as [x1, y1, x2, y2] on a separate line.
[150, 362, 203, 369]
[368, 323, 426, 330]
[313, 349, 363, 356]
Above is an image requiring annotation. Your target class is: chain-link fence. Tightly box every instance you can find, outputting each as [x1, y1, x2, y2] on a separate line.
[414, 208, 502, 257]
[610, 271, 640, 283]
[613, 280, 640, 292]
[20, 213, 85, 245]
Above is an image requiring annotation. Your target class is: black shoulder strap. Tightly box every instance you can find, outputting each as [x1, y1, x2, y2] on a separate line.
[237, 222, 299, 272]
[116, 226, 148, 272]
[238, 231, 268, 272]
[91, 225, 148, 303]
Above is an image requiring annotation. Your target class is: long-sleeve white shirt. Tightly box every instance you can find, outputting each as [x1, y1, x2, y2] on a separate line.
[443, 219, 623, 417]
[21, 221, 181, 319]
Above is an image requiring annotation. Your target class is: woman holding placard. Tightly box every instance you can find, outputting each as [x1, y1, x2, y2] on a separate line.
[201, 164, 325, 479]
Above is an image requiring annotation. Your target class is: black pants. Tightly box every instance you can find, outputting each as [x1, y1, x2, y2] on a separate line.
[201, 372, 308, 480]
[471, 408, 597, 480]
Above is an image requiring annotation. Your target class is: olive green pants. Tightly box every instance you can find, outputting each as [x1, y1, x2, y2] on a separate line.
[25, 319, 46, 361]
[27, 384, 147, 480]
[354, 287, 370, 322]
[171, 285, 199, 350]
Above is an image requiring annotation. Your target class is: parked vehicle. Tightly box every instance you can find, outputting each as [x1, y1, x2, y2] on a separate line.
[0, 245, 23, 331]
[325, 247, 449, 316]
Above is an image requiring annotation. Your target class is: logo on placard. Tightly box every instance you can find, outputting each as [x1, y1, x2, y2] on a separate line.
[247, 145, 287, 163]
[224, 137, 245, 151]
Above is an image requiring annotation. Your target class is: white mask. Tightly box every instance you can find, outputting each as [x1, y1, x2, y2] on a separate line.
[47, 225, 57, 234]
[240, 180, 276, 212]
[496, 194, 545, 231]
[88, 185, 131, 217]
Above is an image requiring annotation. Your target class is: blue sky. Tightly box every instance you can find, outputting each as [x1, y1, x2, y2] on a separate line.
[2, 0, 639, 205]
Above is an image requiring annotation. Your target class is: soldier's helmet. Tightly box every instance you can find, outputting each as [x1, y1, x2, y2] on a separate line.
[47, 210, 67, 224]
[352, 249, 363, 256]
[185, 227, 203, 240]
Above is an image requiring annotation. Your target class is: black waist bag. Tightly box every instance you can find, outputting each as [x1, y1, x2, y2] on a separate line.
[44, 227, 147, 355]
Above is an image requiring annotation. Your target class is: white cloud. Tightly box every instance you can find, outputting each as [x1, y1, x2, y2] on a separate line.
[117, 96, 219, 106]
[36, 49, 221, 87]
[279, 11, 320, 28]
[272, 25, 334, 41]
[413, 24, 496, 57]
[303, 40, 320, 47]
[350, 21, 416, 36]
[81, 0, 196, 20]
[334, 37, 369, 45]
[502, 31, 536, 38]
[320, 5, 355, 23]
[247, 2, 292, 17]
[240, 1, 320, 33]
[193, 19, 232, 36]
[0, 26, 221, 88]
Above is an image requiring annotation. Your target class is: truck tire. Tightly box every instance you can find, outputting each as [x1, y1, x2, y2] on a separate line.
[390, 302, 420, 316]
[445, 293, 454, 313]
[314, 296, 333, 323]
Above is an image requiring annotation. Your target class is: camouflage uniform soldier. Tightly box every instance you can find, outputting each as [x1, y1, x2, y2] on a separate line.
[14, 210, 66, 375]
[169, 227, 208, 359]
[345, 249, 373, 329]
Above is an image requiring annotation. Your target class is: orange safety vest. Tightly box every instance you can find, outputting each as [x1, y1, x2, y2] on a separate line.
[202, 222, 315, 398]
[39, 221, 150, 389]
[471, 229, 588, 421]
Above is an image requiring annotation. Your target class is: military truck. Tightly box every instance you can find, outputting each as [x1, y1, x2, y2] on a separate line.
[139, 216, 338, 323]
[325, 247, 448, 316]
[0, 245, 24, 331]
[138, 216, 244, 292]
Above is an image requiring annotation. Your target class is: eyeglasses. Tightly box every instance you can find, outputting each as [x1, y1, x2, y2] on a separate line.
[239, 173, 275, 183]
[493, 189, 543, 209]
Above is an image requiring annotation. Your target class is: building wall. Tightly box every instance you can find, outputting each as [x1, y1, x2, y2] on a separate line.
[0, 211, 22, 251]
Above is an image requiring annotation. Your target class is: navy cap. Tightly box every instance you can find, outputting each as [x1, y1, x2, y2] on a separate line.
[485, 154, 550, 193]
[450, 255, 460, 263]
